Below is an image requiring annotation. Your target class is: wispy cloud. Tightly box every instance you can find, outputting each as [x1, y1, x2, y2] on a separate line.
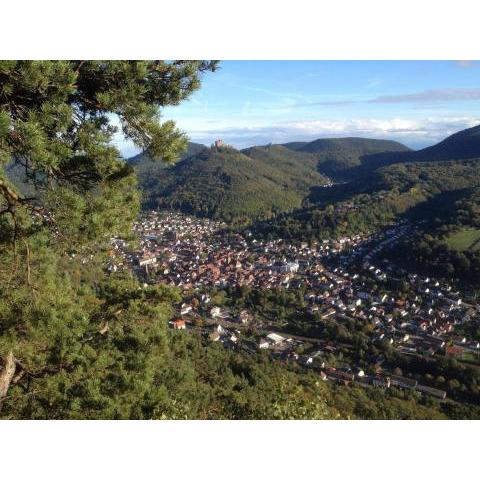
[289, 88, 480, 108]
[190, 96, 209, 113]
[367, 78, 384, 89]
[299, 99, 359, 107]
[370, 88, 480, 104]
[241, 101, 251, 117]
[187, 116, 480, 149]
[455, 60, 476, 68]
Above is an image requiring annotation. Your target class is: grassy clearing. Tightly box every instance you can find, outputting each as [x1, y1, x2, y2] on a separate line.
[445, 229, 480, 251]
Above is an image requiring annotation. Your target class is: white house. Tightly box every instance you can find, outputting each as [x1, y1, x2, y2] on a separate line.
[266, 333, 286, 345]
[258, 339, 269, 349]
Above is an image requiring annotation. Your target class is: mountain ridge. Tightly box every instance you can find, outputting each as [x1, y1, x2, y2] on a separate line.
[252, 124, 480, 242]
[130, 136, 414, 223]
[352, 124, 480, 176]
[135, 145, 330, 224]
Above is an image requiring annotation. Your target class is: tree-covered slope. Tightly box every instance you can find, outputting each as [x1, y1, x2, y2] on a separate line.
[241, 144, 328, 187]
[294, 137, 409, 155]
[410, 124, 480, 162]
[284, 137, 410, 179]
[387, 185, 480, 286]
[131, 137, 415, 223]
[136, 145, 330, 224]
[352, 124, 480, 177]
[130, 141, 208, 205]
[253, 125, 480, 241]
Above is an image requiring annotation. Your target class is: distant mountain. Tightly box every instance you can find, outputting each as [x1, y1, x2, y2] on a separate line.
[252, 124, 480, 241]
[135, 145, 330, 224]
[355, 125, 480, 175]
[283, 137, 410, 179]
[292, 137, 409, 155]
[353, 126, 480, 207]
[129, 125, 480, 230]
[410, 124, 480, 162]
[130, 137, 414, 223]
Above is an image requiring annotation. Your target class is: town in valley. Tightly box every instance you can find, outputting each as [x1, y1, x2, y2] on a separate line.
[106, 209, 480, 402]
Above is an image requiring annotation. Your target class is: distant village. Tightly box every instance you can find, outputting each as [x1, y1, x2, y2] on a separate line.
[106, 210, 480, 401]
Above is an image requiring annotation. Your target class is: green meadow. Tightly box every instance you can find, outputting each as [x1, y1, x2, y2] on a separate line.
[446, 229, 480, 251]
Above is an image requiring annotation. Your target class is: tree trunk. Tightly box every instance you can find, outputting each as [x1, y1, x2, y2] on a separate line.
[0, 351, 16, 398]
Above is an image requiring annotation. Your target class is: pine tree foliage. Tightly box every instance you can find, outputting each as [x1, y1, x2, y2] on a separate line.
[0, 61, 221, 417]
[0, 60, 218, 246]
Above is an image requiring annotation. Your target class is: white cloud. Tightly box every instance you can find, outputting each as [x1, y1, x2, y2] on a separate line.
[187, 116, 480, 149]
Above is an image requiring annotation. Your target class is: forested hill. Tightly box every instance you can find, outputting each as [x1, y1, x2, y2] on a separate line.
[283, 137, 410, 179]
[129, 126, 480, 230]
[350, 124, 480, 177]
[132, 144, 330, 224]
[288, 137, 409, 155]
[277, 126, 480, 181]
[128, 141, 207, 203]
[131, 137, 412, 223]
[241, 144, 323, 184]
[252, 124, 480, 245]
[411, 124, 480, 161]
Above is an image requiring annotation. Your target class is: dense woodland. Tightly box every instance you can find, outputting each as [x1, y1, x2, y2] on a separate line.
[130, 137, 410, 224]
[133, 144, 330, 224]
[284, 136, 410, 179]
[254, 155, 480, 243]
[389, 186, 480, 287]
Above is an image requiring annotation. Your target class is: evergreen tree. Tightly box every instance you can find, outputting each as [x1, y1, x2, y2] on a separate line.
[0, 61, 218, 414]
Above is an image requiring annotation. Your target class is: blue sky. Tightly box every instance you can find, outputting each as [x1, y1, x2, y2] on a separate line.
[117, 61, 480, 156]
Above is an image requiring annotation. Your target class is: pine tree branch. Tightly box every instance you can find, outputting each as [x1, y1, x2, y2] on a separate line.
[0, 178, 20, 205]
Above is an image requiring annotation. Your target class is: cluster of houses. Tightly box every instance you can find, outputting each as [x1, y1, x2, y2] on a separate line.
[107, 210, 369, 291]
[170, 297, 451, 400]
[106, 210, 480, 402]
[108, 212, 480, 362]
[302, 264, 480, 356]
[107, 211, 225, 274]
